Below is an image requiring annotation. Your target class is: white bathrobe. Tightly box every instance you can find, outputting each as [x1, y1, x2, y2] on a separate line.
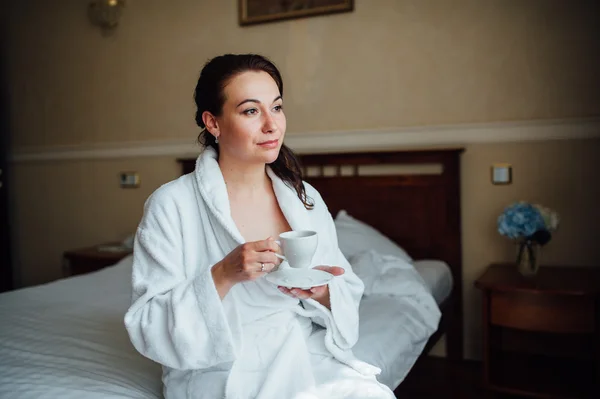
[124, 147, 396, 399]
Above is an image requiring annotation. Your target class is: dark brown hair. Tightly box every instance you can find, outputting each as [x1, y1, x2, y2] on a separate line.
[194, 54, 313, 210]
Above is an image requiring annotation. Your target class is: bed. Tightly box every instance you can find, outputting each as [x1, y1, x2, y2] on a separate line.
[0, 148, 463, 398]
[297, 149, 465, 364]
[182, 148, 464, 385]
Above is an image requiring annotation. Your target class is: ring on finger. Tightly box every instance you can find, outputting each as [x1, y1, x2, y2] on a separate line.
[261, 263, 265, 272]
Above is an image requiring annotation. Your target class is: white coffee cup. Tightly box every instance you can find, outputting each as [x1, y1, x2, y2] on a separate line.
[274, 230, 318, 269]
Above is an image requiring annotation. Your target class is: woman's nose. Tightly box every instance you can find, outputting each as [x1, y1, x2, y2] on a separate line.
[262, 112, 277, 133]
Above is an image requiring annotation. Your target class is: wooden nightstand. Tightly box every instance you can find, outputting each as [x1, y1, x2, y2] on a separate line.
[475, 263, 600, 399]
[63, 243, 133, 277]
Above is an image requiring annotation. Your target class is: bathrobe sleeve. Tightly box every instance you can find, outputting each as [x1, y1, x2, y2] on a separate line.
[124, 188, 239, 371]
[301, 187, 365, 351]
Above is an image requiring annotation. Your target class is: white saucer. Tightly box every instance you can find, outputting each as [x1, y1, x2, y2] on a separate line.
[265, 268, 333, 289]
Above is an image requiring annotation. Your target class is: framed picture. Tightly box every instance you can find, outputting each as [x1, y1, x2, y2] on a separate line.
[239, 0, 354, 26]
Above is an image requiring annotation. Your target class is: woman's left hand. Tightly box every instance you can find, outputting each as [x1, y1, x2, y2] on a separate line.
[277, 266, 345, 309]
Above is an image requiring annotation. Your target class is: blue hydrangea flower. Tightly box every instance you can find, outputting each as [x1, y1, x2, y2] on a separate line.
[497, 202, 545, 240]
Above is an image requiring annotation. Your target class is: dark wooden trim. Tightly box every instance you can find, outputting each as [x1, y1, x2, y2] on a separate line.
[596, 297, 600, 397]
[475, 263, 600, 296]
[442, 150, 464, 361]
[482, 291, 490, 388]
[238, 0, 354, 27]
[177, 158, 195, 176]
[0, 29, 13, 293]
[394, 357, 485, 398]
[62, 243, 132, 277]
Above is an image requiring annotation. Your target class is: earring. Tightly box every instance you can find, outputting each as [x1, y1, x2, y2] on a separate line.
[215, 136, 219, 144]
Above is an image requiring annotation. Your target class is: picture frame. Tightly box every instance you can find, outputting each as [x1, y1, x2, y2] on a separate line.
[239, 0, 354, 26]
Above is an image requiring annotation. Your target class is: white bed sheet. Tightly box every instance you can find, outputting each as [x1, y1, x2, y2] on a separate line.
[353, 294, 427, 389]
[0, 257, 162, 399]
[0, 255, 446, 398]
[352, 260, 452, 389]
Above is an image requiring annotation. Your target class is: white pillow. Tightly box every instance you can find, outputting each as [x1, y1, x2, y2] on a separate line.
[334, 210, 412, 262]
[348, 250, 428, 297]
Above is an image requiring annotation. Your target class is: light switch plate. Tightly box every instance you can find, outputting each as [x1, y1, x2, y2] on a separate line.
[120, 172, 140, 188]
[491, 163, 512, 185]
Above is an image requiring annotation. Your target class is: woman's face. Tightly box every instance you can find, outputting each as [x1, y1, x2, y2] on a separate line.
[211, 71, 286, 165]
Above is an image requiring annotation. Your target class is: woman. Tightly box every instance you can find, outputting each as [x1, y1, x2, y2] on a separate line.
[124, 54, 395, 399]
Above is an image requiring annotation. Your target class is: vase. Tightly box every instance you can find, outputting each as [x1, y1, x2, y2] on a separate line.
[516, 240, 540, 277]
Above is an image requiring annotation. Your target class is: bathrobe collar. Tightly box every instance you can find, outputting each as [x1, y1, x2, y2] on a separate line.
[193, 146, 313, 244]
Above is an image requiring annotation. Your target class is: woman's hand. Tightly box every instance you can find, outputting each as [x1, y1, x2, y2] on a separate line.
[212, 237, 281, 299]
[278, 266, 345, 309]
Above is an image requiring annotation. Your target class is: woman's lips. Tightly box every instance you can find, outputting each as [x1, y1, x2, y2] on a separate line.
[258, 139, 279, 149]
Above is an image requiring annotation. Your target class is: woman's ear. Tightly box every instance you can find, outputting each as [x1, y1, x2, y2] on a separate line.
[202, 111, 220, 138]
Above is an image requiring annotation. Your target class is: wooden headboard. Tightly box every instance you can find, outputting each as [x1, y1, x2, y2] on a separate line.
[298, 150, 463, 272]
[178, 148, 465, 359]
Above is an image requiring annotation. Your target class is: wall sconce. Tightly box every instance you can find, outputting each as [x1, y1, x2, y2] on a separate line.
[88, 0, 126, 35]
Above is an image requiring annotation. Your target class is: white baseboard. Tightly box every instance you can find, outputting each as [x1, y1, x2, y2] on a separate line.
[10, 117, 600, 162]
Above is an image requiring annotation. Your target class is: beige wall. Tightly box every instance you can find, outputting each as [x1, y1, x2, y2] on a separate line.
[5, 0, 600, 360]
[11, 156, 180, 284]
[6, 0, 599, 150]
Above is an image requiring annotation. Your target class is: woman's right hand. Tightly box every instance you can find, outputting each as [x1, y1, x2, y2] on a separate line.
[211, 237, 281, 298]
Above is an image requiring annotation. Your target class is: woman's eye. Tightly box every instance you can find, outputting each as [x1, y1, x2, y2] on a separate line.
[243, 108, 258, 115]
[273, 105, 283, 112]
